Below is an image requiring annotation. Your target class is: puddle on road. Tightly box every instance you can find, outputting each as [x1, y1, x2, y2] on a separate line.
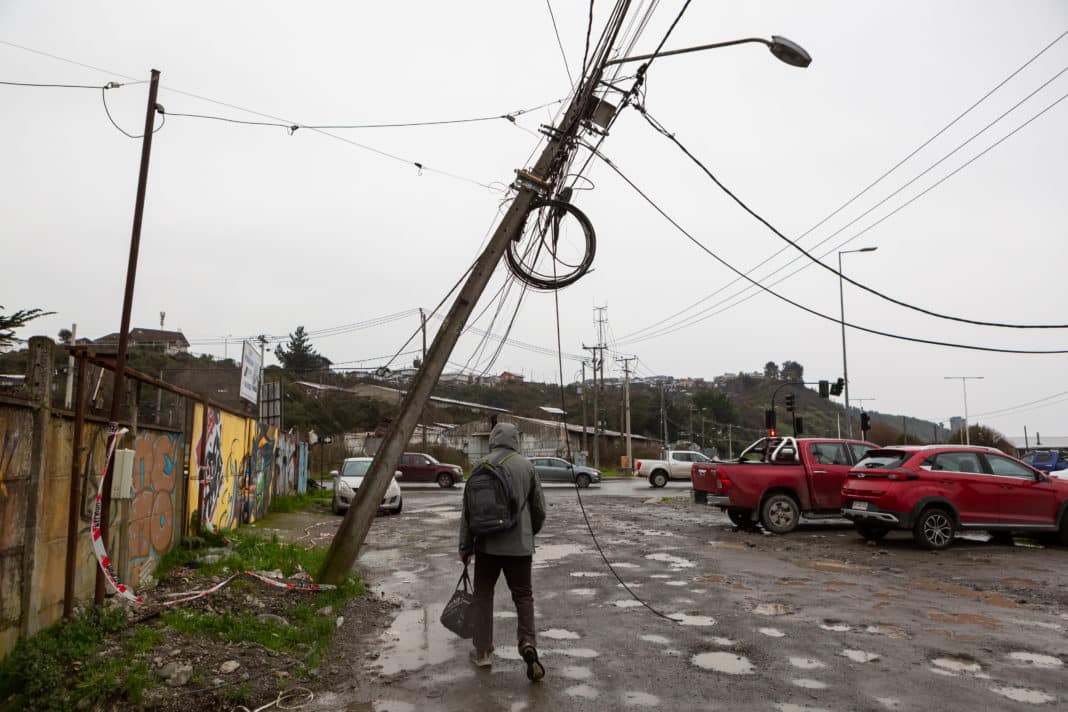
[564, 684, 600, 700]
[541, 629, 580, 640]
[799, 559, 864, 573]
[374, 605, 456, 676]
[911, 579, 1019, 608]
[534, 544, 588, 563]
[510, 702, 528, 712]
[706, 636, 735, 646]
[819, 622, 852, 632]
[559, 665, 593, 680]
[364, 701, 416, 712]
[612, 600, 644, 608]
[548, 648, 600, 658]
[752, 603, 791, 616]
[639, 634, 671, 645]
[758, 627, 786, 638]
[1008, 652, 1063, 667]
[494, 611, 517, 619]
[989, 686, 1055, 704]
[931, 657, 982, 674]
[776, 705, 831, 712]
[568, 588, 597, 596]
[616, 582, 644, 588]
[875, 698, 902, 710]
[645, 552, 695, 569]
[790, 657, 826, 670]
[691, 651, 754, 674]
[865, 625, 907, 639]
[650, 574, 671, 579]
[840, 649, 880, 663]
[664, 580, 688, 587]
[623, 691, 661, 707]
[610, 562, 641, 569]
[641, 530, 676, 537]
[707, 541, 749, 551]
[1008, 618, 1063, 632]
[668, 613, 716, 626]
[570, 571, 606, 578]
[792, 678, 828, 690]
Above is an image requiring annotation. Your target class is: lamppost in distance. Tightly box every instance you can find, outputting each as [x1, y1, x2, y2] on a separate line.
[838, 246, 878, 437]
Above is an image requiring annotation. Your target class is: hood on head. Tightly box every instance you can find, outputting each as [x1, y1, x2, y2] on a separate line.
[489, 422, 520, 451]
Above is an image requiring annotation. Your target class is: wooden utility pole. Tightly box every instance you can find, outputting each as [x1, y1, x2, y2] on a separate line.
[316, 14, 631, 582]
[420, 308, 428, 451]
[582, 344, 602, 469]
[96, 70, 160, 605]
[580, 360, 589, 454]
[620, 356, 635, 473]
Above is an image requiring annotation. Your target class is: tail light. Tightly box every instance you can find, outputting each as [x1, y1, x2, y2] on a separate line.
[636, 460, 642, 470]
[887, 470, 918, 481]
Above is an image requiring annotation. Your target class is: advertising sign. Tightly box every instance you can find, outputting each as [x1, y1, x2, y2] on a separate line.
[240, 340, 262, 403]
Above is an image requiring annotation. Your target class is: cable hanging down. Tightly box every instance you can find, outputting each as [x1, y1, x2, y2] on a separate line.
[505, 195, 597, 290]
[637, 100, 1068, 330]
[593, 148, 1068, 355]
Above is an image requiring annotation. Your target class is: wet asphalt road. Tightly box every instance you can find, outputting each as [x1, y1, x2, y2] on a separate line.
[288, 479, 1068, 711]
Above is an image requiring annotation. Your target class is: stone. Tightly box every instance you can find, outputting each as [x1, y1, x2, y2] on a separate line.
[165, 663, 193, 687]
[257, 613, 289, 627]
[220, 660, 241, 674]
[317, 606, 334, 616]
[336, 616, 345, 629]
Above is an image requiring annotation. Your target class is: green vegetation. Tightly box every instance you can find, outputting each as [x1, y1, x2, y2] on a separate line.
[269, 491, 331, 513]
[0, 607, 153, 711]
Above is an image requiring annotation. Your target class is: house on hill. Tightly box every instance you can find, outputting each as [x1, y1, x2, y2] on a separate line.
[95, 328, 190, 356]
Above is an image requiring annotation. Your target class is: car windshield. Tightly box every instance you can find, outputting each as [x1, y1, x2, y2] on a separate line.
[854, 450, 912, 469]
[693, 453, 712, 463]
[340, 460, 372, 477]
[422, 454, 440, 464]
[1031, 451, 1054, 465]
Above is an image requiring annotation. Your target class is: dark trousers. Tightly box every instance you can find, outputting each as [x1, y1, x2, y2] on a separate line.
[472, 553, 535, 654]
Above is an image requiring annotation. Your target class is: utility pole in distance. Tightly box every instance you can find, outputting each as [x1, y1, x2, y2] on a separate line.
[420, 308, 428, 451]
[580, 360, 589, 454]
[316, 17, 631, 584]
[582, 344, 602, 468]
[619, 356, 636, 473]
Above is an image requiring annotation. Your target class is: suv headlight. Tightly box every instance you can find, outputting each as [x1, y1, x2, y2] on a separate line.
[338, 480, 353, 495]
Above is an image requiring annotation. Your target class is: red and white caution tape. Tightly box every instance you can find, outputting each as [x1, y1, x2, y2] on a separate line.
[90, 425, 143, 603]
[160, 570, 336, 607]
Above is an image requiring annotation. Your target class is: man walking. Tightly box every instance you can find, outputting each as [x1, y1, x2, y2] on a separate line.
[459, 422, 547, 680]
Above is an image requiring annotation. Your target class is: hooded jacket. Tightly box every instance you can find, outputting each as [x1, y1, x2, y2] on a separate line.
[459, 422, 546, 557]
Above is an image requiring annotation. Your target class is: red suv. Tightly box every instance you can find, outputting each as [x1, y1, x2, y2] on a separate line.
[841, 445, 1068, 550]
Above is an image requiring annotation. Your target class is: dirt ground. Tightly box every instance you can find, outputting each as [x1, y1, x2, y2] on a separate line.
[254, 480, 1067, 711]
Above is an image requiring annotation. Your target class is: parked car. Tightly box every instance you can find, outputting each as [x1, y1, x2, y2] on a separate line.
[530, 456, 601, 487]
[398, 452, 464, 488]
[841, 445, 1068, 549]
[637, 450, 714, 488]
[333, 457, 403, 515]
[691, 436, 878, 533]
[1021, 449, 1068, 473]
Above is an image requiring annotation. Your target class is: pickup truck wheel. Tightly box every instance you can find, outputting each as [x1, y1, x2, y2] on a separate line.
[913, 507, 954, 550]
[855, 523, 889, 541]
[649, 471, 669, 488]
[575, 473, 592, 488]
[727, 508, 758, 530]
[760, 494, 800, 534]
[437, 473, 454, 488]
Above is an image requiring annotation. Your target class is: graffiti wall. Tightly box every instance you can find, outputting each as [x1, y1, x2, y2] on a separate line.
[189, 405, 278, 531]
[297, 442, 308, 494]
[277, 433, 297, 497]
[128, 431, 183, 586]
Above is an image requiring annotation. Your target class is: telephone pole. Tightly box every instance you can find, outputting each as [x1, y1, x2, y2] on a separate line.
[580, 360, 589, 454]
[317, 12, 633, 584]
[582, 344, 603, 468]
[619, 356, 636, 473]
[420, 308, 428, 451]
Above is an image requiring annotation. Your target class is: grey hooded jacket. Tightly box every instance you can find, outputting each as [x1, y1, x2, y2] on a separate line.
[459, 422, 546, 557]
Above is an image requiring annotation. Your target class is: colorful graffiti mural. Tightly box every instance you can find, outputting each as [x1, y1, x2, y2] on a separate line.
[128, 431, 182, 584]
[297, 441, 308, 494]
[278, 434, 297, 496]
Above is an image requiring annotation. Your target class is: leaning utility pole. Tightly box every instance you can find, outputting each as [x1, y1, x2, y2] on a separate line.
[419, 308, 428, 451]
[96, 69, 160, 605]
[317, 12, 631, 583]
[619, 356, 636, 473]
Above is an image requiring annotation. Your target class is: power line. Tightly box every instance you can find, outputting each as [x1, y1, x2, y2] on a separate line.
[970, 390, 1068, 419]
[0, 79, 110, 89]
[620, 32, 1068, 342]
[594, 148, 1068, 355]
[545, 0, 576, 86]
[636, 67, 1068, 330]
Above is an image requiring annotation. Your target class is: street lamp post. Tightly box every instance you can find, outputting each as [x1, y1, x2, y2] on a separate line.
[944, 376, 984, 445]
[838, 247, 878, 437]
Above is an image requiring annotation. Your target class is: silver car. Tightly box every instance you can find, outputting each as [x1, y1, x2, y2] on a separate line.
[332, 457, 403, 515]
[530, 456, 601, 488]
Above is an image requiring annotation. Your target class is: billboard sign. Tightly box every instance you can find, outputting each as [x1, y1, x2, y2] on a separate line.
[239, 340, 262, 403]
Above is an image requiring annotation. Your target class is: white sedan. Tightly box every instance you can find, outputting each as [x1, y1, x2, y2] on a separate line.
[332, 457, 403, 515]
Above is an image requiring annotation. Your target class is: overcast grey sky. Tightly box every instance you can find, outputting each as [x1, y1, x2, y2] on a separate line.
[3, 1, 1066, 439]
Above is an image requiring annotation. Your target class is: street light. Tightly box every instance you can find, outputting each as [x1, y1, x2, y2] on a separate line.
[944, 376, 984, 445]
[838, 246, 878, 437]
[604, 35, 812, 68]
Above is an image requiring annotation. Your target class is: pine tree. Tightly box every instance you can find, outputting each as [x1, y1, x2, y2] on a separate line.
[274, 326, 329, 373]
[0, 306, 54, 347]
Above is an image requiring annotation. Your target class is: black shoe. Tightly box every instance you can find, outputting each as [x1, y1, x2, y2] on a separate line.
[521, 646, 545, 682]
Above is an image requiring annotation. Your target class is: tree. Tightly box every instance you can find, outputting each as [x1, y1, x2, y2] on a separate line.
[951, 424, 1014, 454]
[274, 326, 330, 373]
[57, 328, 73, 344]
[781, 360, 804, 382]
[0, 306, 54, 347]
[763, 361, 780, 380]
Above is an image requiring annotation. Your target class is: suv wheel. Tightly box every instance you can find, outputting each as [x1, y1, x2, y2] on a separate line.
[727, 508, 758, 530]
[913, 507, 954, 550]
[761, 494, 800, 534]
[437, 472, 453, 488]
[575, 473, 592, 488]
[855, 523, 889, 542]
[649, 471, 669, 488]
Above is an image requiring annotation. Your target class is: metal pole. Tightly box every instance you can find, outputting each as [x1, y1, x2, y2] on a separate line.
[420, 308, 427, 451]
[1024, 425, 1029, 451]
[621, 357, 634, 472]
[727, 424, 733, 459]
[962, 378, 970, 446]
[580, 361, 588, 454]
[63, 353, 89, 618]
[96, 69, 160, 605]
[838, 251, 852, 438]
[316, 49, 623, 582]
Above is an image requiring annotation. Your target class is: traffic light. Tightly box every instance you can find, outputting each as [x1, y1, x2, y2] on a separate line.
[818, 380, 830, 398]
[764, 409, 777, 430]
[860, 411, 871, 432]
[830, 378, 845, 396]
[785, 394, 796, 412]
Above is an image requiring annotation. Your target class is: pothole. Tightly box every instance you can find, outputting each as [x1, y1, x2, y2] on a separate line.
[541, 629, 580, 640]
[639, 634, 671, 645]
[645, 553, 696, 569]
[753, 603, 791, 616]
[668, 613, 716, 626]
[612, 600, 644, 608]
[789, 657, 826, 670]
[792, 678, 828, 689]
[568, 588, 597, 596]
[559, 665, 592, 680]
[840, 649, 880, 663]
[623, 691, 661, 707]
[989, 686, 1055, 705]
[819, 622, 852, 632]
[1008, 652, 1063, 668]
[758, 627, 786, 638]
[691, 651, 754, 674]
[931, 657, 982, 674]
[564, 684, 600, 700]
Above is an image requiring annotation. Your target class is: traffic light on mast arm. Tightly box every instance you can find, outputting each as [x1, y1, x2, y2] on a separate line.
[860, 411, 871, 433]
[785, 394, 796, 412]
[829, 378, 845, 396]
[818, 380, 830, 398]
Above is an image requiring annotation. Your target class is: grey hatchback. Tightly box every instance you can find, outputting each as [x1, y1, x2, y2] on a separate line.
[530, 456, 602, 488]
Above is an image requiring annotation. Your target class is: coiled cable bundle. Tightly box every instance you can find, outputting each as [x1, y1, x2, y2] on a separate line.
[506, 189, 596, 290]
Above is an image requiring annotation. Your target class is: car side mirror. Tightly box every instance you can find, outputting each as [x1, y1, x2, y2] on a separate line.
[329, 469, 339, 478]
[395, 471, 403, 478]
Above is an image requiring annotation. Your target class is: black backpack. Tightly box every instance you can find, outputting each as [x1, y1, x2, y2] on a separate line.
[463, 452, 526, 537]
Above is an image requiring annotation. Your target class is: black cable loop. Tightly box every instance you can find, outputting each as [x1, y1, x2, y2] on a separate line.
[506, 198, 596, 290]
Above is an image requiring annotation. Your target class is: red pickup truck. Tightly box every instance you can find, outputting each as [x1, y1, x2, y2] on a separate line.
[691, 436, 878, 534]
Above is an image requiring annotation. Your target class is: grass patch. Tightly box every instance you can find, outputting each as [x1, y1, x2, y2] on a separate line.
[269, 492, 331, 513]
[599, 467, 636, 479]
[0, 606, 156, 711]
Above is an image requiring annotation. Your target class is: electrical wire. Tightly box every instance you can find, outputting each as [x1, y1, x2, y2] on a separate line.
[636, 69, 1068, 331]
[581, 0, 596, 75]
[545, 0, 576, 86]
[0, 79, 108, 89]
[594, 148, 1068, 355]
[969, 390, 1068, 419]
[620, 32, 1068, 342]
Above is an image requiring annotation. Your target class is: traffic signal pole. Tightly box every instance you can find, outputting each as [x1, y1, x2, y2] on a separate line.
[316, 23, 629, 582]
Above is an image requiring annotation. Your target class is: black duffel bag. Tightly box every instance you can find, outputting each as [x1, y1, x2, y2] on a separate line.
[439, 565, 476, 639]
